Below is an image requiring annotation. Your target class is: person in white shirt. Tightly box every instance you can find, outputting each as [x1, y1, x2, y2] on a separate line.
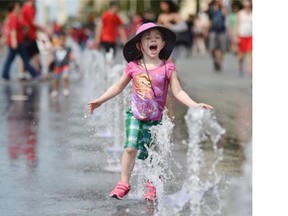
[236, 0, 252, 76]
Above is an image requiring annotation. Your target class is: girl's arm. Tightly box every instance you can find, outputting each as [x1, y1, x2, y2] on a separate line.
[170, 72, 213, 109]
[88, 72, 131, 114]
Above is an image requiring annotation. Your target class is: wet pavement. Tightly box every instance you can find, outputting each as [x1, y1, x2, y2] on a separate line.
[0, 48, 252, 216]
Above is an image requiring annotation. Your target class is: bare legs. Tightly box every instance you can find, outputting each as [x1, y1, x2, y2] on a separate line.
[238, 51, 252, 76]
[63, 75, 69, 90]
[51, 74, 69, 97]
[120, 148, 137, 183]
[213, 49, 224, 71]
[246, 52, 252, 75]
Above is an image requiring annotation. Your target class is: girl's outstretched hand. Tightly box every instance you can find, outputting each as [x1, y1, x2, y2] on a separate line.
[88, 100, 102, 114]
[196, 103, 214, 110]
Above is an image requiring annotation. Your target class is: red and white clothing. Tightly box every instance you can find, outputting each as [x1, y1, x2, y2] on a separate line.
[237, 10, 252, 53]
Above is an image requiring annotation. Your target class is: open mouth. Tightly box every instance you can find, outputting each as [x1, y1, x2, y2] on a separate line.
[149, 45, 158, 52]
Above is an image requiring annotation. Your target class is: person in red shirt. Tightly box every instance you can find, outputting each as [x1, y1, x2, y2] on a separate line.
[21, 0, 45, 58]
[1, 1, 40, 81]
[94, 1, 127, 56]
[18, 0, 46, 80]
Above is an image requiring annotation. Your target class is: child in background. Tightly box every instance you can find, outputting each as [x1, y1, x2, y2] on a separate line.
[88, 22, 213, 201]
[50, 31, 73, 97]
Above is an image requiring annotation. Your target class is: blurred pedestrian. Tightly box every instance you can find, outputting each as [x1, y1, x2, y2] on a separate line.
[18, 0, 47, 80]
[227, 1, 241, 54]
[70, 21, 88, 51]
[49, 31, 74, 97]
[125, 14, 142, 40]
[93, 0, 127, 56]
[207, 0, 227, 71]
[193, 14, 207, 56]
[157, 0, 190, 119]
[157, 0, 191, 61]
[1, 1, 40, 82]
[236, 0, 252, 76]
[52, 21, 62, 36]
[142, 10, 156, 24]
[84, 14, 97, 49]
[185, 14, 195, 56]
[88, 22, 213, 201]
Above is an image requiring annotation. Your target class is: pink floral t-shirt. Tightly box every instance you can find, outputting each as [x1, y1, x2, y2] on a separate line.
[125, 60, 176, 121]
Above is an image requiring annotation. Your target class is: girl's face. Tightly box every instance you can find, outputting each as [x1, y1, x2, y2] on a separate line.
[139, 29, 165, 59]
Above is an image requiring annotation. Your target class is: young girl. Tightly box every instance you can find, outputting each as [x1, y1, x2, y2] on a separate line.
[50, 31, 73, 97]
[88, 22, 213, 201]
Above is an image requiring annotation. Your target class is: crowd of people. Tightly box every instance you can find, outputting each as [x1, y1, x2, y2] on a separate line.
[0, 0, 44, 82]
[0, 0, 252, 93]
[0, 0, 78, 97]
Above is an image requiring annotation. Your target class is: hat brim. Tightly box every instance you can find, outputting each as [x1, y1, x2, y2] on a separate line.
[123, 26, 176, 62]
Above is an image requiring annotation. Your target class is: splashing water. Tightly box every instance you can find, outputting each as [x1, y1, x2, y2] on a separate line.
[155, 107, 225, 216]
[129, 109, 180, 200]
[223, 140, 252, 216]
[104, 61, 129, 172]
[81, 49, 131, 172]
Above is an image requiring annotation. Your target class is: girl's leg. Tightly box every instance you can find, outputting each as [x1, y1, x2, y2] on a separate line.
[110, 148, 135, 199]
[120, 148, 137, 183]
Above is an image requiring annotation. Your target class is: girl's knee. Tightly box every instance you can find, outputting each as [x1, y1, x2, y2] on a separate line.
[124, 148, 137, 155]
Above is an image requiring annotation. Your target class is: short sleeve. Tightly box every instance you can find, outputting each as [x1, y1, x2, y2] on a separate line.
[165, 61, 176, 79]
[124, 61, 137, 77]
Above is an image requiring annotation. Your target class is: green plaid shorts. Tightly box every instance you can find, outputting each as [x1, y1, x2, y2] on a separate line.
[124, 109, 160, 160]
